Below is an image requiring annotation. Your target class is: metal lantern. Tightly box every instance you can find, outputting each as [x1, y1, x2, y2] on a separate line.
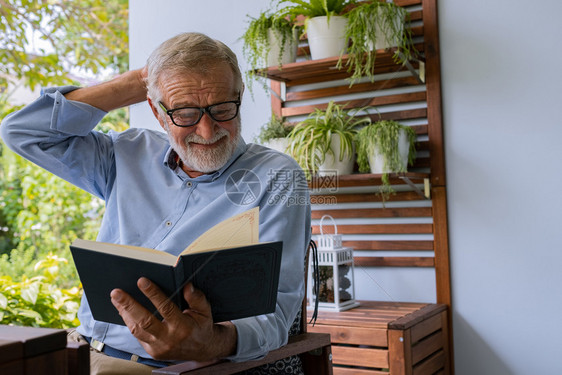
[308, 215, 359, 312]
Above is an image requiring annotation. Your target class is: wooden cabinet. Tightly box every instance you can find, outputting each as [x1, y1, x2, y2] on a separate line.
[258, 0, 452, 373]
[308, 301, 450, 375]
[0, 325, 89, 375]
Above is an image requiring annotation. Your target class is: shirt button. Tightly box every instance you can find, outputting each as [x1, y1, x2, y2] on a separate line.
[165, 221, 172, 227]
[186, 182, 192, 187]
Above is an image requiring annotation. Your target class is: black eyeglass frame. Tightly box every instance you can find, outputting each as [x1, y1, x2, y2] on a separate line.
[158, 94, 241, 127]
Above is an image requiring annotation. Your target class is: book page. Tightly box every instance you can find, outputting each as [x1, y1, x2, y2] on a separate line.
[181, 207, 259, 255]
[72, 239, 177, 266]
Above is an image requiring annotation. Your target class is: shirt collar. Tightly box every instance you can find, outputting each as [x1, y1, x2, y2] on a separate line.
[162, 137, 247, 181]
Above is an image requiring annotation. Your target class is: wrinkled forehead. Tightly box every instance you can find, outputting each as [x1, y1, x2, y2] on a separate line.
[159, 62, 241, 94]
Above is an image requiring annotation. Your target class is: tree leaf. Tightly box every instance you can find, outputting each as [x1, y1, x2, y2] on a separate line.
[0, 293, 8, 309]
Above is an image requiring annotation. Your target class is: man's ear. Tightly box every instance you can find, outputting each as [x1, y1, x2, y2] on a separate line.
[147, 97, 167, 131]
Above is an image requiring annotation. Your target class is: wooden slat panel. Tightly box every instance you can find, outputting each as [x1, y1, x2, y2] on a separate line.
[332, 346, 389, 368]
[440, 310, 452, 375]
[285, 76, 423, 102]
[285, 70, 355, 86]
[311, 191, 426, 204]
[287, 108, 427, 127]
[0, 339, 22, 365]
[409, 312, 443, 343]
[368, 107, 427, 122]
[155, 333, 333, 374]
[413, 350, 445, 375]
[66, 341, 90, 375]
[412, 156, 430, 169]
[0, 361, 23, 374]
[395, 0, 422, 7]
[308, 324, 389, 347]
[282, 91, 426, 117]
[388, 328, 411, 375]
[354, 257, 434, 267]
[389, 304, 447, 331]
[308, 301, 428, 329]
[287, 62, 417, 87]
[416, 139, 430, 149]
[316, 312, 417, 327]
[288, 108, 429, 125]
[311, 207, 432, 219]
[412, 331, 443, 365]
[431, 187, 452, 307]
[409, 9, 423, 21]
[344, 240, 433, 251]
[334, 367, 390, 375]
[424, 0, 454, 365]
[411, 25, 423, 37]
[24, 349, 67, 375]
[270, 80, 282, 118]
[310, 172, 428, 189]
[312, 223, 433, 235]
[423, 0, 446, 187]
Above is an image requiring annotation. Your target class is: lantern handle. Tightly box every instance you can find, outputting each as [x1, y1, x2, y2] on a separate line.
[319, 214, 338, 235]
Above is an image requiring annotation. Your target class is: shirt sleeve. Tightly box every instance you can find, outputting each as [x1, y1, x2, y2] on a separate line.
[227, 159, 311, 362]
[0, 86, 114, 199]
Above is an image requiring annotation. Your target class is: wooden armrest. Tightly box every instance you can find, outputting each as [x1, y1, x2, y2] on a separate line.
[66, 340, 90, 375]
[152, 332, 332, 375]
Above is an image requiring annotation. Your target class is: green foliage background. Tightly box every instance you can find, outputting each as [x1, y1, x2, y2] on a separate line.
[0, 0, 129, 327]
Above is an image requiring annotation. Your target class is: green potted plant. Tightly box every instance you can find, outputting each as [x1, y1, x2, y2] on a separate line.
[340, 0, 416, 83]
[254, 114, 293, 154]
[278, 0, 357, 60]
[241, 11, 300, 94]
[355, 119, 417, 198]
[287, 100, 371, 178]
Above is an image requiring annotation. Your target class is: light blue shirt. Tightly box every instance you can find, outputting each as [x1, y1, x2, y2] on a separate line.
[0, 86, 311, 362]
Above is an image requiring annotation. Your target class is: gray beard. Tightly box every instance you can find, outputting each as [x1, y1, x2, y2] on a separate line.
[168, 124, 240, 173]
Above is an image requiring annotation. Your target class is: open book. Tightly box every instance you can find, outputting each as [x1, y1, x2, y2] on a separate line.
[70, 207, 283, 326]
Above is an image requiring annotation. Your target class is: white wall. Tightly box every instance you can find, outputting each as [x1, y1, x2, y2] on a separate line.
[131, 1, 562, 373]
[439, 0, 562, 373]
[129, 0, 272, 142]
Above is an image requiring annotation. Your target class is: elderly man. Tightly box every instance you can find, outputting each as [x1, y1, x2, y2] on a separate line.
[0, 32, 310, 374]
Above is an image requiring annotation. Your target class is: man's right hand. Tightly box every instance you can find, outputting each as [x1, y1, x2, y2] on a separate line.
[64, 68, 148, 112]
[110, 277, 238, 362]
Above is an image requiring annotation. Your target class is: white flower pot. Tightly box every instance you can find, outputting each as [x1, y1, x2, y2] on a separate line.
[267, 29, 299, 67]
[306, 16, 348, 60]
[368, 129, 409, 174]
[264, 137, 290, 154]
[318, 134, 355, 177]
[369, 11, 404, 50]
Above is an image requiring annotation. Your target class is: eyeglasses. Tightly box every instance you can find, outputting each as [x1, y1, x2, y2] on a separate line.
[158, 95, 241, 127]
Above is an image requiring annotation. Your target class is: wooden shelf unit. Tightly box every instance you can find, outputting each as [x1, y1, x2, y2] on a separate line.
[260, 0, 452, 372]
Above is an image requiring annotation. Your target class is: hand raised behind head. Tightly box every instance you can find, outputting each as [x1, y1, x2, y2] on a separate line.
[110, 277, 237, 361]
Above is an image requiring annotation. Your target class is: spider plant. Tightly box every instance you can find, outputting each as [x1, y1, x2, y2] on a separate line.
[355, 119, 417, 199]
[339, 1, 416, 84]
[279, 0, 355, 17]
[254, 114, 292, 144]
[241, 11, 299, 95]
[287, 101, 371, 178]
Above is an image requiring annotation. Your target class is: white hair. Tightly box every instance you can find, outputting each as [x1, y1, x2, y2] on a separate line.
[145, 32, 243, 107]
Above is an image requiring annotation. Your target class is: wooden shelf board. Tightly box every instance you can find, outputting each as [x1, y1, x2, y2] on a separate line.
[256, 47, 424, 86]
[309, 172, 429, 189]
